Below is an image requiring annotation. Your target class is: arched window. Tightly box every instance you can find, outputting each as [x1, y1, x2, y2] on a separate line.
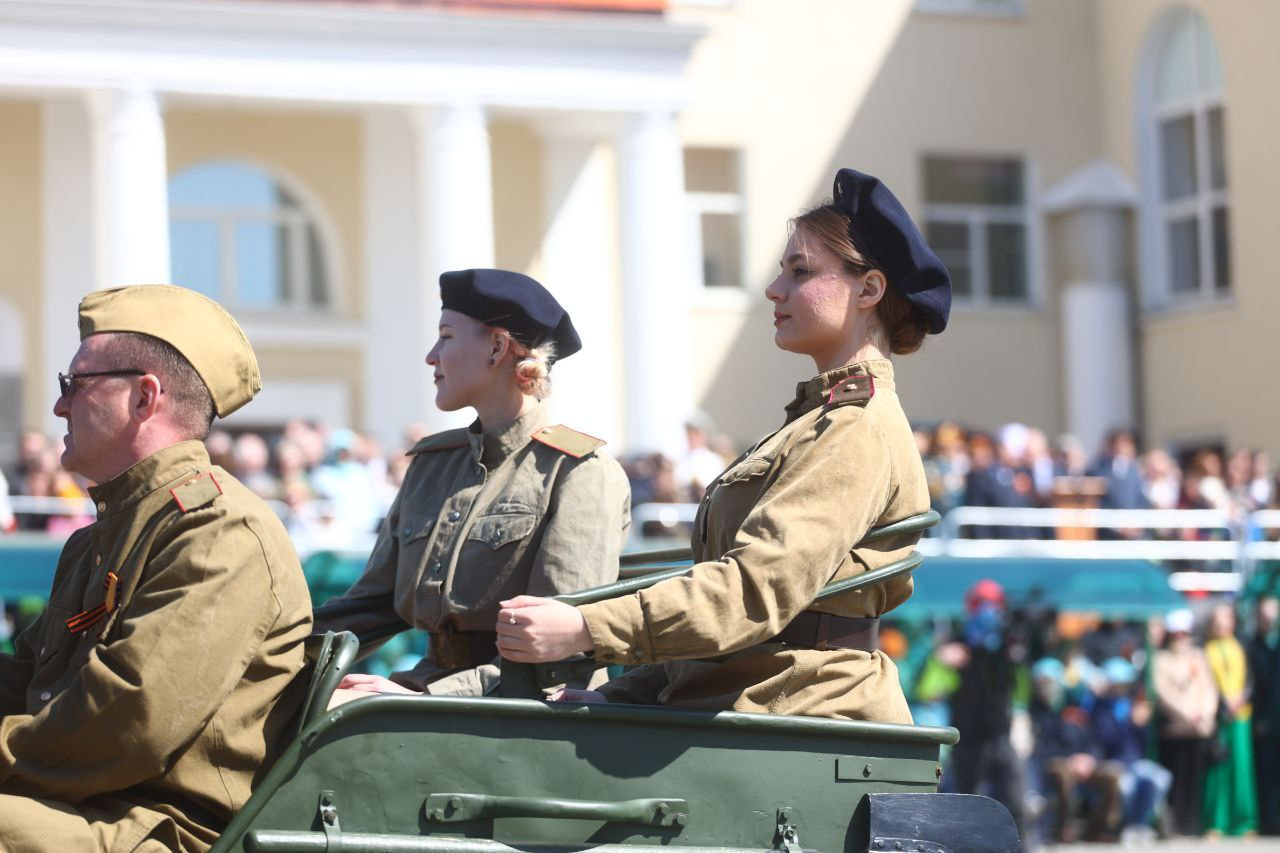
[1143, 8, 1229, 303]
[169, 161, 333, 311]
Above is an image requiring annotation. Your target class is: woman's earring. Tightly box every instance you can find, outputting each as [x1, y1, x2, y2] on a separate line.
[488, 357, 497, 367]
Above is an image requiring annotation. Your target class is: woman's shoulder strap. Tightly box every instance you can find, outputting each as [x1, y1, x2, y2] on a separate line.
[530, 424, 606, 459]
[406, 428, 471, 456]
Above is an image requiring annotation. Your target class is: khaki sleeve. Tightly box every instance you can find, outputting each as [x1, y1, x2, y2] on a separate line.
[0, 508, 296, 800]
[580, 408, 890, 664]
[313, 477, 408, 638]
[525, 454, 630, 598]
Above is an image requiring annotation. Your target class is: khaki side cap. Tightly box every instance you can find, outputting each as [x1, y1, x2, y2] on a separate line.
[77, 284, 262, 418]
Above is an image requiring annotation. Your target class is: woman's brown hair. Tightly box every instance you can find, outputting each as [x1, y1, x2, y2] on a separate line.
[791, 204, 931, 355]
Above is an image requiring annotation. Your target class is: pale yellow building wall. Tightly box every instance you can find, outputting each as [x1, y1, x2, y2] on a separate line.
[491, 120, 546, 280]
[1093, 0, 1280, 458]
[0, 101, 44, 431]
[672, 0, 1103, 445]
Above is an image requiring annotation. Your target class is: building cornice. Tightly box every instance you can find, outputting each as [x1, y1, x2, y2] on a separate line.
[0, 0, 703, 111]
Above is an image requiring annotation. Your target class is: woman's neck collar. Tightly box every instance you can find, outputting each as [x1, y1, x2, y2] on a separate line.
[474, 391, 539, 438]
[811, 340, 890, 374]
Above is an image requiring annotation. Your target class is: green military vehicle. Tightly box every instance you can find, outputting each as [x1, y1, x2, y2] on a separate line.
[209, 512, 1020, 853]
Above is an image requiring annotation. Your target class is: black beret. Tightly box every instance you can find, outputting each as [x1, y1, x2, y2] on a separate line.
[832, 168, 951, 334]
[439, 268, 582, 361]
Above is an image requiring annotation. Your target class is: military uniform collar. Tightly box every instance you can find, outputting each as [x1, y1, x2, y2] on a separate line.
[470, 403, 549, 466]
[784, 359, 895, 421]
[87, 440, 210, 517]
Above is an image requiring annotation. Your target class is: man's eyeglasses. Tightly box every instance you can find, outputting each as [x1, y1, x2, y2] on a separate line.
[58, 370, 148, 398]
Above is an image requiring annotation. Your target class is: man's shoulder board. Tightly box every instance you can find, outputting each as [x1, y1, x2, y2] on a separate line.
[170, 472, 224, 512]
[530, 424, 606, 459]
[408, 428, 471, 456]
[826, 375, 876, 408]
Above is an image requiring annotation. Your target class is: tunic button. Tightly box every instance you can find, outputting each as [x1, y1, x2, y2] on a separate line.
[95, 554, 102, 565]
[96, 501, 106, 512]
[402, 525, 412, 537]
[448, 511, 461, 522]
[429, 560, 442, 577]
[631, 648, 643, 660]
[39, 691, 51, 702]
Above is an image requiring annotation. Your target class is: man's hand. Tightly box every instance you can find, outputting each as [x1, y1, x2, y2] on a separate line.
[496, 596, 593, 663]
[336, 673, 417, 694]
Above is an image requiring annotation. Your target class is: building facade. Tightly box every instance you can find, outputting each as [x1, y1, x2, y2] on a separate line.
[0, 0, 1274, 465]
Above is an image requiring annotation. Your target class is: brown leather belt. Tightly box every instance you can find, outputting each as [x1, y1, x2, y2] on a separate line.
[429, 631, 499, 669]
[769, 612, 879, 652]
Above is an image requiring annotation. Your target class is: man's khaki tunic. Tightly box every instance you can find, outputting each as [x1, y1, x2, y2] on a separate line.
[0, 441, 312, 852]
[581, 360, 927, 722]
[317, 404, 631, 695]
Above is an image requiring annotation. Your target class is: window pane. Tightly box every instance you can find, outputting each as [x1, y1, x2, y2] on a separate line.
[170, 219, 221, 299]
[1167, 216, 1200, 295]
[926, 221, 972, 298]
[170, 161, 278, 210]
[1212, 206, 1231, 292]
[1155, 10, 1198, 106]
[234, 222, 286, 307]
[987, 223, 1028, 300]
[700, 213, 741, 288]
[1160, 115, 1197, 201]
[925, 157, 1023, 205]
[1208, 106, 1227, 190]
[306, 225, 330, 307]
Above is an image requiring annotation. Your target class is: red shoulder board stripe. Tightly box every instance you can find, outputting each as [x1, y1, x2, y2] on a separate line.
[827, 375, 875, 406]
[170, 471, 223, 512]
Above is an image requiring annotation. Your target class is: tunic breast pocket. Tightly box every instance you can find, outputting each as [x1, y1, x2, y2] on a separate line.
[717, 456, 773, 486]
[466, 505, 538, 550]
[34, 604, 74, 665]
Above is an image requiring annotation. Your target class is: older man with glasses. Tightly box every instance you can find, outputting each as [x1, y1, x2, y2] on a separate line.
[0, 285, 312, 852]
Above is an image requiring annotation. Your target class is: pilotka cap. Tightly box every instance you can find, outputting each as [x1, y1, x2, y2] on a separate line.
[832, 168, 952, 334]
[439, 268, 582, 361]
[77, 284, 262, 417]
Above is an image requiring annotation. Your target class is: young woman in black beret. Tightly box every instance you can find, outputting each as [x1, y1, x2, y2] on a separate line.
[497, 170, 950, 722]
[316, 269, 631, 701]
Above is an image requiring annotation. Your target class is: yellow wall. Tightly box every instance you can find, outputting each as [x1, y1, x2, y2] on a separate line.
[166, 107, 364, 319]
[491, 120, 546, 280]
[0, 100, 43, 430]
[1093, 0, 1280, 457]
[253, 346, 365, 426]
[672, 0, 1099, 443]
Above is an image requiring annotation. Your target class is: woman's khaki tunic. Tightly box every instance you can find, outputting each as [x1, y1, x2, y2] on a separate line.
[580, 360, 927, 722]
[318, 405, 631, 695]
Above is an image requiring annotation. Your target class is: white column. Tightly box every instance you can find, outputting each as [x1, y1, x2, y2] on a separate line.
[414, 104, 495, 275]
[538, 125, 623, 443]
[399, 104, 497, 434]
[1044, 162, 1138, 454]
[42, 97, 98, 435]
[89, 89, 170, 285]
[1061, 282, 1134, 455]
[362, 109, 435, 445]
[617, 111, 692, 455]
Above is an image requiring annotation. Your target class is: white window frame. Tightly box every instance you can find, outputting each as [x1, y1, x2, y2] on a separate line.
[1153, 90, 1228, 303]
[169, 162, 340, 315]
[1135, 8, 1230, 313]
[913, 0, 1026, 19]
[923, 158, 1034, 308]
[686, 188, 748, 307]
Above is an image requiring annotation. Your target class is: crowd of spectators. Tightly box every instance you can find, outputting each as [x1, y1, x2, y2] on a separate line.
[906, 584, 1280, 844]
[913, 421, 1277, 532]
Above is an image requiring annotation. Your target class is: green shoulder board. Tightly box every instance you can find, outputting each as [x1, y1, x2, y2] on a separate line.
[530, 424, 606, 459]
[170, 471, 224, 512]
[408, 428, 471, 456]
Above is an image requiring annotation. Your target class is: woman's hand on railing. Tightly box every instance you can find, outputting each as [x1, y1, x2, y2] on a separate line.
[496, 595, 593, 663]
